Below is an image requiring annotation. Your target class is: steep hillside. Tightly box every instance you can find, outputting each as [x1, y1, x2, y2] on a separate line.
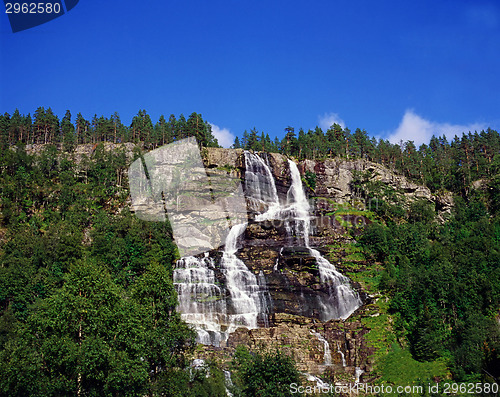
[1, 142, 498, 396]
[192, 147, 459, 387]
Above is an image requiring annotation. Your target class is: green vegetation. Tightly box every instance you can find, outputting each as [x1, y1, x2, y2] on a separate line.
[326, 188, 499, 388]
[357, 195, 500, 385]
[303, 170, 317, 190]
[0, 107, 499, 395]
[379, 345, 449, 385]
[0, 108, 220, 150]
[0, 142, 199, 395]
[229, 346, 302, 397]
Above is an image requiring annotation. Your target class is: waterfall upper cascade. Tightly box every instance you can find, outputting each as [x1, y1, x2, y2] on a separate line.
[174, 152, 361, 346]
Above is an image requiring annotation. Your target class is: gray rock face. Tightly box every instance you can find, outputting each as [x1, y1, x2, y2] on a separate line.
[203, 147, 244, 169]
[302, 158, 433, 202]
[129, 140, 247, 256]
[180, 148, 457, 382]
[203, 148, 453, 220]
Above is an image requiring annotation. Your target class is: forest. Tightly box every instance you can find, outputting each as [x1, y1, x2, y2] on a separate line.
[0, 107, 499, 396]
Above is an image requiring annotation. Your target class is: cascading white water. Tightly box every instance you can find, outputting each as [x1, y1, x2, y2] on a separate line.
[174, 152, 275, 346]
[244, 152, 281, 218]
[355, 367, 364, 384]
[310, 330, 332, 366]
[224, 370, 234, 397]
[286, 160, 362, 320]
[300, 372, 331, 389]
[174, 222, 263, 346]
[286, 160, 311, 247]
[245, 155, 360, 320]
[174, 256, 227, 346]
[174, 151, 361, 346]
[220, 223, 262, 334]
[257, 271, 271, 327]
[337, 342, 347, 367]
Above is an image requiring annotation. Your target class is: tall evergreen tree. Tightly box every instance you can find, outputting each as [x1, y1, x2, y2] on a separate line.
[61, 110, 76, 152]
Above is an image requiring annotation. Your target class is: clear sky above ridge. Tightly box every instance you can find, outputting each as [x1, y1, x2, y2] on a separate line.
[1, 0, 499, 147]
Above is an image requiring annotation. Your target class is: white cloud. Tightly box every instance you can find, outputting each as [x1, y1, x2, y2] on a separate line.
[318, 112, 346, 131]
[387, 110, 486, 147]
[209, 123, 235, 148]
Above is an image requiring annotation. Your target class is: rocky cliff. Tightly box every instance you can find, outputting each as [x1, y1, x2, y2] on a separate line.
[189, 148, 454, 384]
[204, 147, 453, 222]
[124, 145, 453, 384]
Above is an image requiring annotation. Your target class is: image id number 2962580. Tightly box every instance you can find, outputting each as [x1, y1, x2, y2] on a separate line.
[5, 3, 61, 14]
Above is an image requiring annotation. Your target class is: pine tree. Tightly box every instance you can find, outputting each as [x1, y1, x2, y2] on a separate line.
[167, 114, 177, 141]
[242, 130, 249, 150]
[187, 112, 205, 146]
[0, 113, 10, 149]
[176, 114, 187, 140]
[61, 110, 76, 152]
[155, 115, 169, 147]
[248, 128, 259, 151]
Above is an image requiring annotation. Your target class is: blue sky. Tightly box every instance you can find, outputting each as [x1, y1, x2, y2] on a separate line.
[1, 0, 499, 147]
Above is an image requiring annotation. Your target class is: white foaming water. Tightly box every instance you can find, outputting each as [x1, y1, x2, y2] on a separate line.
[257, 271, 271, 327]
[220, 223, 261, 334]
[286, 160, 312, 246]
[244, 152, 281, 219]
[337, 342, 347, 367]
[301, 372, 331, 389]
[175, 152, 361, 345]
[224, 370, 234, 397]
[174, 223, 263, 346]
[310, 330, 332, 366]
[355, 367, 364, 384]
[174, 256, 227, 346]
[174, 152, 275, 346]
[286, 160, 362, 320]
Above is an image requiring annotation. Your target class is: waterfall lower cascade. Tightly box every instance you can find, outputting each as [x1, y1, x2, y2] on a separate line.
[337, 342, 347, 367]
[174, 255, 227, 346]
[174, 152, 361, 346]
[224, 370, 234, 397]
[310, 330, 332, 366]
[174, 224, 264, 346]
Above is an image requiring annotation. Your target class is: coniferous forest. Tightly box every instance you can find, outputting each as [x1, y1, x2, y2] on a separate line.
[0, 108, 499, 396]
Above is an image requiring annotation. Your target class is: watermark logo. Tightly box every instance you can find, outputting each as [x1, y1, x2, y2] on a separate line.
[290, 382, 499, 395]
[129, 137, 247, 257]
[128, 139, 378, 255]
[4, 0, 79, 33]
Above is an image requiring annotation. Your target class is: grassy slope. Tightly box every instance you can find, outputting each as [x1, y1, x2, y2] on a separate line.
[325, 204, 451, 392]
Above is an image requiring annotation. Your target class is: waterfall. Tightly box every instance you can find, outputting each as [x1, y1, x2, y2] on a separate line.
[174, 152, 272, 346]
[244, 152, 280, 218]
[174, 222, 262, 346]
[220, 223, 261, 334]
[286, 160, 362, 320]
[355, 367, 364, 384]
[337, 342, 347, 367]
[310, 330, 332, 366]
[174, 151, 361, 346]
[189, 359, 209, 380]
[274, 247, 283, 272]
[286, 160, 311, 247]
[257, 271, 271, 327]
[224, 370, 234, 397]
[300, 372, 331, 389]
[174, 256, 227, 346]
